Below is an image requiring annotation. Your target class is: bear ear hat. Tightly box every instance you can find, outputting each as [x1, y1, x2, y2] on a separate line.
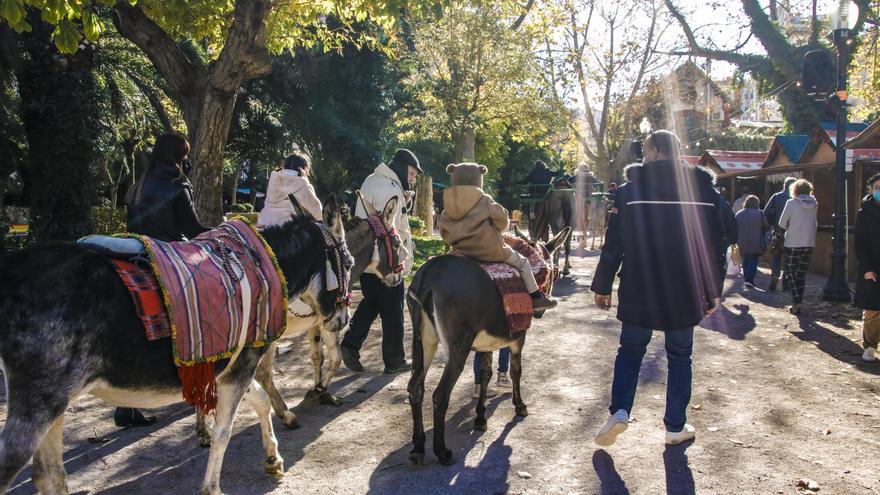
[446, 163, 457, 174]
[479, 165, 488, 174]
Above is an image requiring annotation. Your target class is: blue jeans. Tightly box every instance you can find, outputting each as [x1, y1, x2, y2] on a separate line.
[473, 348, 510, 383]
[742, 253, 760, 283]
[609, 323, 694, 432]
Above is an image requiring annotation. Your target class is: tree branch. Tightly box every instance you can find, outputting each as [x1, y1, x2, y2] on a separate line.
[663, 0, 764, 68]
[112, 3, 206, 101]
[511, 0, 535, 31]
[210, 0, 273, 93]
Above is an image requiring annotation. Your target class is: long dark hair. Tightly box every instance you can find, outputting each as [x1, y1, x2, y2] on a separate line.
[126, 134, 190, 206]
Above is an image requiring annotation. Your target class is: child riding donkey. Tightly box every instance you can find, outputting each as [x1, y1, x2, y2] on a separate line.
[438, 163, 556, 312]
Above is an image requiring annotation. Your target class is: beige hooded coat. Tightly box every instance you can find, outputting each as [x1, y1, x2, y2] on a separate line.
[439, 185, 512, 263]
[257, 170, 323, 227]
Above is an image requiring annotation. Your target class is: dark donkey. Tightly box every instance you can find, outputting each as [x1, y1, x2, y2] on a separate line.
[196, 193, 404, 445]
[0, 197, 350, 495]
[406, 227, 571, 466]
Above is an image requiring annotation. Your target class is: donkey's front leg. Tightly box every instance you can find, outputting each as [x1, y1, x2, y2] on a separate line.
[305, 327, 341, 406]
[196, 411, 212, 448]
[474, 352, 493, 432]
[255, 345, 299, 429]
[509, 336, 528, 417]
[317, 328, 343, 405]
[243, 380, 284, 476]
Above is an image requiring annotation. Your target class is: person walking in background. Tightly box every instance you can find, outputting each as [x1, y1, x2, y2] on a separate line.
[764, 177, 798, 292]
[736, 195, 767, 290]
[779, 179, 818, 315]
[853, 173, 880, 362]
[732, 186, 751, 213]
[591, 130, 725, 447]
[122, 133, 210, 428]
[341, 149, 421, 375]
[719, 194, 738, 281]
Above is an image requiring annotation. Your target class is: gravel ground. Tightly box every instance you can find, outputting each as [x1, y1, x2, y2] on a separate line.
[3, 249, 880, 494]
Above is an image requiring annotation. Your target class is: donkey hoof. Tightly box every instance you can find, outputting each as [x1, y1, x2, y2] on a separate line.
[515, 405, 529, 417]
[262, 455, 285, 476]
[437, 449, 455, 466]
[280, 410, 300, 430]
[318, 392, 342, 406]
[198, 435, 212, 448]
[409, 451, 425, 466]
[474, 417, 488, 432]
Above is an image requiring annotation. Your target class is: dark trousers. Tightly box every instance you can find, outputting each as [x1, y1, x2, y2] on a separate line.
[742, 253, 760, 284]
[783, 247, 813, 304]
[609, 323, 694, 432]
[342, 273, 406, 367]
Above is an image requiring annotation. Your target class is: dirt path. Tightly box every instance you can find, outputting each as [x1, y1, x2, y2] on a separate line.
[4, 250, 880, 494]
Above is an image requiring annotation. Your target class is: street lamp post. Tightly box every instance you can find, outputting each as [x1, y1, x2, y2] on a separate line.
[822, 3, 858, 303]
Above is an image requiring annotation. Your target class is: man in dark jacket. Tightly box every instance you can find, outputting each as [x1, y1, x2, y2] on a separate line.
[590, 130, 724, 447]
[763, 177, 797, 291]
[854, 173, 880, 362]
[519, 160, 556, 199]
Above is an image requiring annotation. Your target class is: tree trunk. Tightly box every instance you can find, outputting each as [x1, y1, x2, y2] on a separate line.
[190, 89, 241, 223]
[415, 173, 434, 237]
[452, 126, 476, 163]
[113, 0, 272, 226]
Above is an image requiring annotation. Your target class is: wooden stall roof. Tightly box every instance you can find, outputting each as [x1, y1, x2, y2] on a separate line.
[700, 150, 766, 175]
[843, 119, 880, 150]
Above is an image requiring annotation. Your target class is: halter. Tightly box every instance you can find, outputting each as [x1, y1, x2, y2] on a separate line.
[317, 223, 353, 307]
[366, 215, 404, 274]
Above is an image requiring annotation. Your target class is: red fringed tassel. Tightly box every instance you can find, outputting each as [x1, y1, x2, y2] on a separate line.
[178, 362, 218, 415]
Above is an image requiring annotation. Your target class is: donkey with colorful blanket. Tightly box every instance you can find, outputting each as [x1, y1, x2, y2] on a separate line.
[406, 226, 570, 466]
[0, 197, 351, 495]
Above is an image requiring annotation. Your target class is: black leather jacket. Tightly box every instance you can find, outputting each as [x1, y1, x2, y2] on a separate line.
[126, 162, 209, 242]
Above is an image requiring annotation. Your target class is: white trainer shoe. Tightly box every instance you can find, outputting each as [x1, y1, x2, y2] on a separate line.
[665, 423, 696, 445]
[863, 347, 877, 362]
[496, 372, 513, 389]
[594, 409, 629, 446]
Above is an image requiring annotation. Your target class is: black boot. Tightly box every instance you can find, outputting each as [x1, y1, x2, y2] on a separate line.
[114, 407, 156, 428]
[768, 277, 778, 292]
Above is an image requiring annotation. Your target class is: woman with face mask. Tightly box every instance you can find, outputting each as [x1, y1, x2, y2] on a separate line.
[854, 173, 880, 362]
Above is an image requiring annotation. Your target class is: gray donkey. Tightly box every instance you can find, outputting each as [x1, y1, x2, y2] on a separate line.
[406, 227, 570, 466]
[196, 193, 405, 446]
[0, 197, 351, 495]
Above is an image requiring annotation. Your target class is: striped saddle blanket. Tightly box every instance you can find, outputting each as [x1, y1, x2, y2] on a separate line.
[120, 219, 287, 412]
[479, 235, 553, 335]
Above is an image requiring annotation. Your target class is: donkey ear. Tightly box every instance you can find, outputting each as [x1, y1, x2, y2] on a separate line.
[513, 224, 530, 242]
[544, 227, 572, 255]
[322, 193, 339, 227]
[446, 164, 457, 174]
[356, 189, 379, 217]
[287, 193, 307, 218]
[479, 165, 488, 174]
[382, 196, 399, 226]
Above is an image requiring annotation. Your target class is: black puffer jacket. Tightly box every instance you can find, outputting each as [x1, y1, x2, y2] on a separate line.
[126, 162, 209, 242]
[590, 160, 726, 330]
[854, 196, 880, 310]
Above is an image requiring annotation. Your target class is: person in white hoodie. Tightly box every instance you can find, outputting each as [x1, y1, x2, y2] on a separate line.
[258, 152, 323, 226]
[778, 179, 818, 315]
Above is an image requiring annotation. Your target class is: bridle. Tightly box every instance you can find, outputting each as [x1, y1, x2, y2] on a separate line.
[316, 222, 353, 308]
[366, 215, 403, 274]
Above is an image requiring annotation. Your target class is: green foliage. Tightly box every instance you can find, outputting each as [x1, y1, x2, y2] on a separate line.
[411, 235, 445, 278]
[229, 202, 253, 213]
[408, 215, 427, 236]
[89, 206, 126, 235]
[20, 14, 100, 242]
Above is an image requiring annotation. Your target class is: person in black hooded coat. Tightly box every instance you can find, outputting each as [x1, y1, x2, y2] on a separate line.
[854, 173, 880, 362]
[590, 130, 725, 448]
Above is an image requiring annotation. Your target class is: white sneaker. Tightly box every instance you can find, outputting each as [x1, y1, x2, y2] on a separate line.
[863, 348, 877, 362]
[594, 409, 629, 446]
[496, 372, 513, 389]
[665, 423, 696, 445]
